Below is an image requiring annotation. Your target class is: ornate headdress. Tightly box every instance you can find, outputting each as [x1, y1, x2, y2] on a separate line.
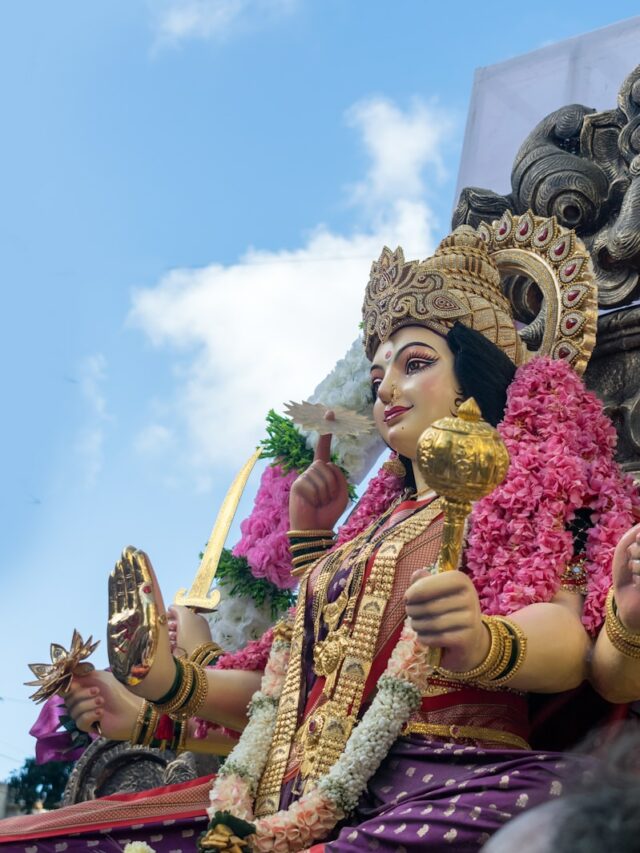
[362, 211, 597, 375]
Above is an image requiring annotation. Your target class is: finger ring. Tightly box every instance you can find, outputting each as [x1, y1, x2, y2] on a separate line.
[158, 614, 168, 625]
[93, 722, 103, 737]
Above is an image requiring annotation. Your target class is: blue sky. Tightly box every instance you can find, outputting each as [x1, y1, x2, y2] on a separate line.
[1, 0, 638, 780]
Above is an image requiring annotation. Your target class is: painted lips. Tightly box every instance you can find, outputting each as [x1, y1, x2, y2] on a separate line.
[384, 405, 412, 424]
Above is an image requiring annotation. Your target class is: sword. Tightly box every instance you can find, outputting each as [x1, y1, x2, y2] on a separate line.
[173, 447, 263, 611]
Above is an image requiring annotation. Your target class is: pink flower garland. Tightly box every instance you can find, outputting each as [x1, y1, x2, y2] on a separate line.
[233, 463, 299, 590]
[465, 357, 639, 634]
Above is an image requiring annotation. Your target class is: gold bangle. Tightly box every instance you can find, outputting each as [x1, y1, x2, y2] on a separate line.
[288, 539, 335, 553]
[190, 642, 224, 667]
[130, 701, 148, 745]
[153, 660, 195, 715]
[439, 617, 504, 683]
[291, 548, 332, 565]
[605, 589, 640, 657]
[171, 660, 209, 721]
[130, 701, 161, 747]
[485, 618, 527, 685]
[438, 616, 527, 686]
[142, 704, 160, 747]
[287, 529, 335, 538]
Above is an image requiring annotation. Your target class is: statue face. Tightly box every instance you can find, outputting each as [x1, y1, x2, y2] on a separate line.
[370, 325, 460, 461]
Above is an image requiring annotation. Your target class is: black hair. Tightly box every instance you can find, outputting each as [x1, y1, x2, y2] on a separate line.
[398, 322, 516, 492]
[446, 322, 516, 428]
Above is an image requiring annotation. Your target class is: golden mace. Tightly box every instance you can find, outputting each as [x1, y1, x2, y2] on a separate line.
[415, 398, 509, 670]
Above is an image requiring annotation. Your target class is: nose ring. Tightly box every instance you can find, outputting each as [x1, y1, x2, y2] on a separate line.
[390, 384, 400, 404]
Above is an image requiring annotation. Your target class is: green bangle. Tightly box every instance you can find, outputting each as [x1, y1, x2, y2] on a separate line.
[152, 657, 183, 705]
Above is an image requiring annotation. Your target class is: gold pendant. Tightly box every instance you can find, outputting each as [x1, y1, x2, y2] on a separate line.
[322, 588, 349, 633]
[312, 625, 349, 679]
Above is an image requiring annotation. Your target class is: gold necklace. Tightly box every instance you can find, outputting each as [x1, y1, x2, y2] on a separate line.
[254, 497, 445, 816]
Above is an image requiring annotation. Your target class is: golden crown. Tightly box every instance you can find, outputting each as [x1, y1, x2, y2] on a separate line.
[362, 211, 597, 374]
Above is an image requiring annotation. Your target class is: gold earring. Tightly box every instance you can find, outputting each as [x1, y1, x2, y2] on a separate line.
[382, 454, 406, 478]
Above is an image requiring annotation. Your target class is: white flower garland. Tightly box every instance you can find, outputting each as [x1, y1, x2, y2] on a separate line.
[207, 620, 431, 852]
[306, 337, 384, 483]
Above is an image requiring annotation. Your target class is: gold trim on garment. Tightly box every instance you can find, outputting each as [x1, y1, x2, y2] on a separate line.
[401, 721, 530, 751]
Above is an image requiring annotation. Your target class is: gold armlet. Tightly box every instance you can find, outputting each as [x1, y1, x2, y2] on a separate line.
[439, 616, 527, 687]
[605, 589, 640, 658]
[190, 641, 225, 667]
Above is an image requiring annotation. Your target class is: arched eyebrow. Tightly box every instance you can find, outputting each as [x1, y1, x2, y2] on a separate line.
[370, 341, 438, 373]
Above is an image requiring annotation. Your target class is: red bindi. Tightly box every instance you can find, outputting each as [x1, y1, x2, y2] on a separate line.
[384, 350, 392, 361]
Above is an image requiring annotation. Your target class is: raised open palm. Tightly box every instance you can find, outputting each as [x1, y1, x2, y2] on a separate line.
[107, 546, 161, 686]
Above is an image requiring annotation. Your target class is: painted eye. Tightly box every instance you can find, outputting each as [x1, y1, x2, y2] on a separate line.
[406, 358, 435, 374]
[370, 380, 381, 401]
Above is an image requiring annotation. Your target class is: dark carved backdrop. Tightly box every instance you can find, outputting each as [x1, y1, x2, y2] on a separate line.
[454, 64, 640, 477]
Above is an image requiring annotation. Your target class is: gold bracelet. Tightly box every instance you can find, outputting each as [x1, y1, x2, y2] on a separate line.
[605, 589, 640, 658]
[439, 617, 504, 683]
[190, 641, 224, 667]
[130, 701, 161, 747]
[170, 660, 209, 721]
[438, 616, 527, 686]
[288, 539, 336, 553]
[485, 618, 528, 686]
[153, 659, 195, 715]
[291, 547, 333, 564]
[142, 704, 160, 747]
[130, 701, 148, 745]
[287, 529, 335, 538]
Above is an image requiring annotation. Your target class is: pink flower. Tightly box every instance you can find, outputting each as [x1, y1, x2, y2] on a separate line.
[233, 463, 299, 589]
[209, 775, 253, 821]
[465, 357, 639, 634]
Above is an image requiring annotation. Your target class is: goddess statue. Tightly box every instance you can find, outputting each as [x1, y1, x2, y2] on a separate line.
[2, 213, 640, 852]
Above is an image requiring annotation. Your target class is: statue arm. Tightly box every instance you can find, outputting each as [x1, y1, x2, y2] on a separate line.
[66, 666, 262, 741]
[407, 572, 590, 693]
[589, 523, 640, 703]
[499, 591, 591, 693]
[589, 625, 640, 703]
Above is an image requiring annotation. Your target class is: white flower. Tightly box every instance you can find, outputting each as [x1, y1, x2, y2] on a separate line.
[206, 585, 274, 652]
[306, 337, 384, 483]
[123, 844, 156, 853]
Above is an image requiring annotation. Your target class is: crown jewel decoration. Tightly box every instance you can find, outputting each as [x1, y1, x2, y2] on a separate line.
[362, 213, 597, 375]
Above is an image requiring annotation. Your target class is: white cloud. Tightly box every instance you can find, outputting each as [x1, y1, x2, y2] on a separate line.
[347, 97, 453, 206]
[76, 354, 109, 486]
[134, 423, 175, 455]
[129, 98, 454, 485]
[152, 0, 297, 46]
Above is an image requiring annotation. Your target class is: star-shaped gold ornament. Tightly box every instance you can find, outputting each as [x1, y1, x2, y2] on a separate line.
[25, 630, 99, 703]
[284, 401, 374, 437]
